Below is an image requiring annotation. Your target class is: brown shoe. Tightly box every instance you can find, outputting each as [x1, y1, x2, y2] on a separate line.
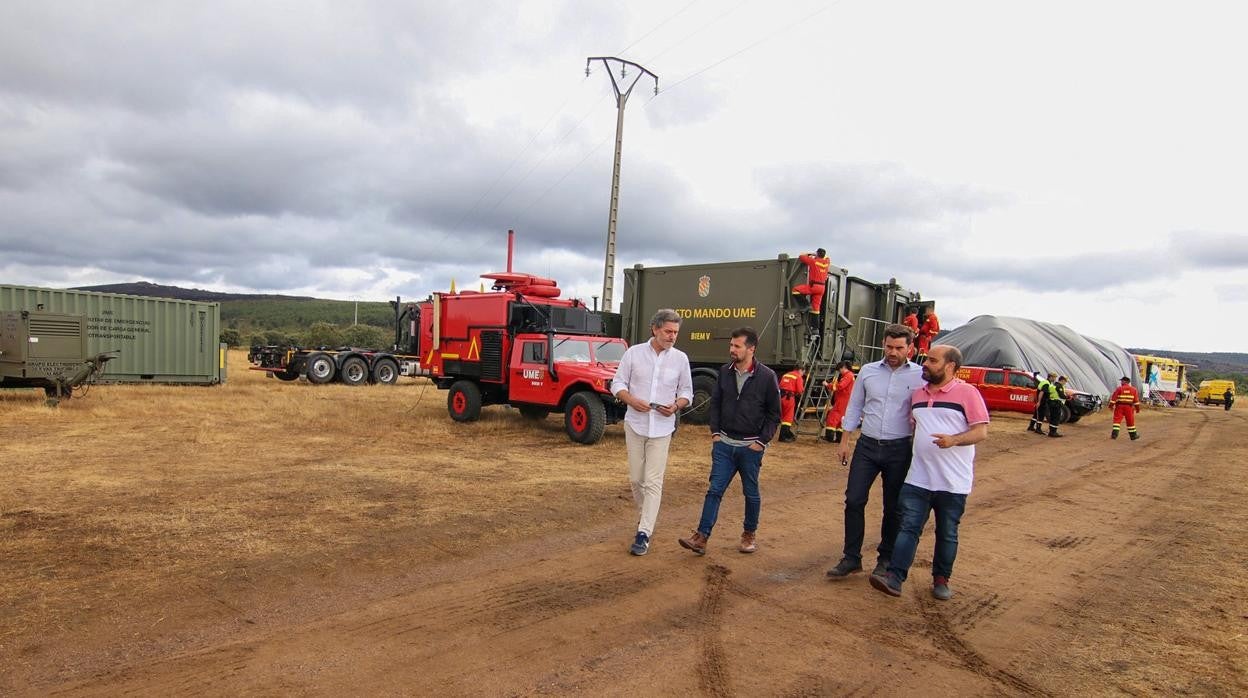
[738, 531, 757, 554]
[678, 530, 708, 555]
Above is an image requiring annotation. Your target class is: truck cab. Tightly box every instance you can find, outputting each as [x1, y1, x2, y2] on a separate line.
[500, 333, 627, 442]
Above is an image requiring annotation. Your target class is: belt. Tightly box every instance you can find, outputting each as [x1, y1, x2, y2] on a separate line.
[858, 434, 912, 447]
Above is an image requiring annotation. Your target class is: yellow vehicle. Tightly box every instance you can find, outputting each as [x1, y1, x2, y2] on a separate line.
[1133, 353, 1187, 404]
[1195, 379, 1236, 405]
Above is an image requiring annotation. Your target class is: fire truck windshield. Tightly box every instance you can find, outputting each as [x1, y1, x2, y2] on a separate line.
[551, 338, 625, 364]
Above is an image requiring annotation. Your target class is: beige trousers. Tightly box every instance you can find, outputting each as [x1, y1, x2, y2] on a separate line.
[624, 423, 672, 537]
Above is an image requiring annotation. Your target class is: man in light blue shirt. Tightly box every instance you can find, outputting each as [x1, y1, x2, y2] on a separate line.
[826, 324, 926, 580]
[611, 309, 693, 556]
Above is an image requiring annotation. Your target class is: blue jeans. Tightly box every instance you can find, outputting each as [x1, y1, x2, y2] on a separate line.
[696, 440, 764, 537]
[887, 483, 967, 583]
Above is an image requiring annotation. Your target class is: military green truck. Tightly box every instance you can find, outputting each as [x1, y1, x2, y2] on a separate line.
[620, 255, 927, 422]
[0, 310, 117, 405]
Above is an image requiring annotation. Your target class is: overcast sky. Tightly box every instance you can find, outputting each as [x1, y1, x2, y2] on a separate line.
[2, 1, 1245, 351]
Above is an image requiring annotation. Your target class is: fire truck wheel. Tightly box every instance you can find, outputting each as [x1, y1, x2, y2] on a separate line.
[305, 353, 336, 384]
[340, 357, 369, 386]
[565, 391, 606, 444]
[371, 358, 399, 385]
[518, 405, 550, 421]
[448, 380, 482, 422]
[274, 368, 299, 381]
[684, 375, 717, 425]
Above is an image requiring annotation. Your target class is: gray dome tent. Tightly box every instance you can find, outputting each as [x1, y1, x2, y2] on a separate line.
[939, 315, 1139, 398]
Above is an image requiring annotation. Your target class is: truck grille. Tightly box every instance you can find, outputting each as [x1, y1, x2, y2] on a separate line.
[481, 331, 503, 381]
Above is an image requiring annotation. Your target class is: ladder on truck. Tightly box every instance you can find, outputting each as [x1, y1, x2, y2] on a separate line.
[793, 332, 843, 436]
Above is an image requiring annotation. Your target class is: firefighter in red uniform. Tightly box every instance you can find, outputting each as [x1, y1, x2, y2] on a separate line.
[822, 361, 855, 443]
[791, 249, 831, 316]
[1109, 375, 1141, 440]
[778, 367, 805, 442]
[902, 309, 920, 360]
[917, 310, 940, 358]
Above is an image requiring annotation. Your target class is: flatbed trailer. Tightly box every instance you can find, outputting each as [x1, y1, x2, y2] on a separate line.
[247, 299, 428, 385]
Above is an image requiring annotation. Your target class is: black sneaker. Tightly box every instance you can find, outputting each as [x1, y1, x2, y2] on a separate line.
[630, 531, 650, 556]
[826, 557, 863, 580]
[872, 559, 889, 577]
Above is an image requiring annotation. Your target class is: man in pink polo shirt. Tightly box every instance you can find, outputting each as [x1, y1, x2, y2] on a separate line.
[870, 344, 989, 601]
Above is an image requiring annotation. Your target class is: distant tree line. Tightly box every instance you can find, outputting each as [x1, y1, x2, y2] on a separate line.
[221, 322, 394, 350]
[216, 298, 405, 350]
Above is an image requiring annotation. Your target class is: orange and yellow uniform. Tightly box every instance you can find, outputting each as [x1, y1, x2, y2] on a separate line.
[918, 312, 940, 354]
[779, 369, 805, 427]
[792, 253, 832, 314]
[1109, 383, 1140, 439]
[822, 368, 856, 439]
[903, 312, 920, 358]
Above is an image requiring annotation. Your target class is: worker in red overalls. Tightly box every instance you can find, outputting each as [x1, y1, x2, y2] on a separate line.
[778, 367, 805, 442]
[791, 249, 831, 316]
[1109, 375, 1141, 440]
[822, 361, 856, 443]
[903, 309, 920, 360]
[917, 310, 940, 359]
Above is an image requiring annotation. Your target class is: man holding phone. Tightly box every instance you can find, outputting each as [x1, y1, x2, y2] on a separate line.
[611, 309, 693, 556]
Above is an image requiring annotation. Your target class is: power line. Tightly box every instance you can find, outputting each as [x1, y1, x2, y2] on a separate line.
[640, 0, 752, 65]
[482, 92, 612, 216]
[451, 75, 591, 231]
[651, 1, 840, 98]
[616, 0, 701, 57]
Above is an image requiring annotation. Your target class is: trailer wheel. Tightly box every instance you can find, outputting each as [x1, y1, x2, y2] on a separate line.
[683, 375, 717, 425]
[340, 356, 369, 386]
[448, 380, 482, 422]
[372, 358, 399, 385]
[305, 353, 336, 384]
[274, 368, 299, 381]
[565, 391, 606, 444]
[518, 405, 550, 421]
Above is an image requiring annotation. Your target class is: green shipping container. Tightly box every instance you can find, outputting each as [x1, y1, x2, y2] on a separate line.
[0, 284, 225, 384]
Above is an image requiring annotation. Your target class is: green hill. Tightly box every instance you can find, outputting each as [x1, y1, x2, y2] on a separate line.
[73, 282, 415, 349]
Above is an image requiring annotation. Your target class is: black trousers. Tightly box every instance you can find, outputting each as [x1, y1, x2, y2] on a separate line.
[1033, 398, 1049, 423]
[843, 435, 913, 563]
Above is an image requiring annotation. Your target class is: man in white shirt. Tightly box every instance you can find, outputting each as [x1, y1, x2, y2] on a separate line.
[611, 309, 693, 556]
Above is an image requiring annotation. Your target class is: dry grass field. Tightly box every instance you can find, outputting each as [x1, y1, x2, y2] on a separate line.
[2, 349, 1246, 695]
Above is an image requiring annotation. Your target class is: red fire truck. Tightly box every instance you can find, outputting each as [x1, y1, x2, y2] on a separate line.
[410, 270, 628, 444]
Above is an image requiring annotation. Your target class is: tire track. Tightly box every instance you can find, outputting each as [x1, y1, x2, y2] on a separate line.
[917, 595, 1049, 696]
[696, 564, 732, 697]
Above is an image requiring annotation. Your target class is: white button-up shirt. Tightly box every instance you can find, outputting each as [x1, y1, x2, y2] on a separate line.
[610, 340, 694, 438]
[841, 359, 926, 440]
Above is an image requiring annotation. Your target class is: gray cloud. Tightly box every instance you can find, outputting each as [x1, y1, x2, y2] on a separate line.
[2, 2, 1245, 310]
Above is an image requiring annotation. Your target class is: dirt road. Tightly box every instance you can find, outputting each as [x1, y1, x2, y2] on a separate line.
[2, 370, 1245, 695]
